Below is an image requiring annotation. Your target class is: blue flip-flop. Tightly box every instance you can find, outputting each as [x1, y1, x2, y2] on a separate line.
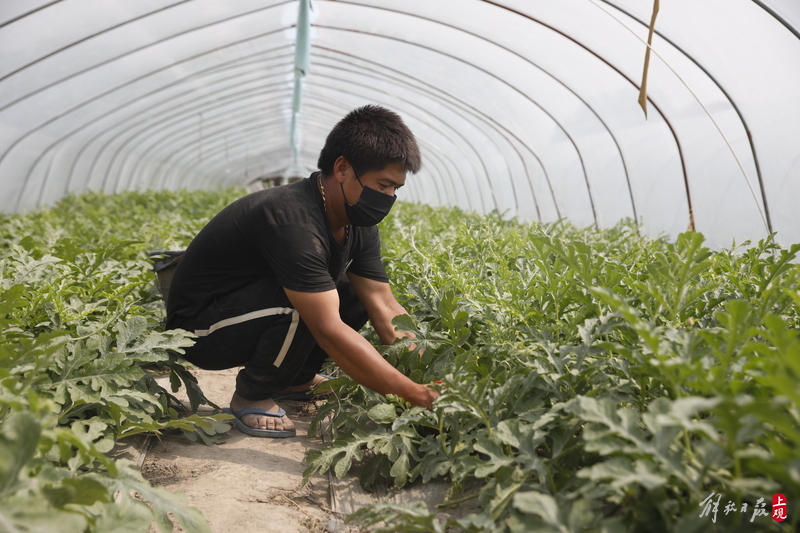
[222, 407, 296, 438]
[272, 374, 335, 402]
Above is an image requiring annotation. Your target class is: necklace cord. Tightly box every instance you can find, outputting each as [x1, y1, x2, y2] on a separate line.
[318, 175, 349, 242]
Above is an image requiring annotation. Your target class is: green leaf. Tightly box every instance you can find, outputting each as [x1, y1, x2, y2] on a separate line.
[577, 457, 667, 491]
[513, 491, 567, 531]
[42, 477, 110, 507]
[0, 495, 88, 533]
[390, 452, 411, 488]
[97, 461, 211, 533]
[473, 437, 515, 478]
[368, 403, 397, 424]
[392, 313, 421, 335]
[0, 412, 42, 495]
[93, 499, 154, 533]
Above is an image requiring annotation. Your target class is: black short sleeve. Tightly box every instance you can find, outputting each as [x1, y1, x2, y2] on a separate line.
[348, 226, 389, 283]
[259, 223, 336, 293]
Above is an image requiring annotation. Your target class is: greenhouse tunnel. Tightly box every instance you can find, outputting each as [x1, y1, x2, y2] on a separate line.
[1, 0, 799, 248]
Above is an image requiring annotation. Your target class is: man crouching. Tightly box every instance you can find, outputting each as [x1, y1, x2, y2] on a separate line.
[166, 105, 439, 437]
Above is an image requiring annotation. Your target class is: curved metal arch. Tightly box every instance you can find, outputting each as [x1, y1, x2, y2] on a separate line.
[149, 106, 289, 189]
[310, 56, 523, 218]
[200, 117, 456, 209]
[317, 1, 627, 226]
[120, 83, 509, 219]
[0, 1, 63, 29]
[34, 150, 59, 208]
[195, 121, 329, 187]
[181, 96, 460, 208]
[305, 67, 505, 215]
[102, 64, 294, 191]
[60, 46, 295, 195]
[7, 24, 296, 210]
[194, 99, 460, 208]
[140, 96, 293, 190]
[44, 54, 294, 200]
[0, 0, 194, 82]
[162, 52, 482, 207]
[157, 107, 302, 190]
[751, 0, 800, 40]
[31, 67, 294, 206]
[104, 76, 295, 192]
[4, 0, 700, 221]
[0, 0, 295, 111]
[477, 0, 690, 228]
[279, 81, 490, 212]
[16, 3, 632, 220]
[136, 67, 494, 211]
[170, 85, 476, 210]
[161, 120, 288, 189]
[311, 21, 605, 227]
[25, 6, 596, 220]
[311, 47, 549, 221]
[234, 118, 460, 210]
[199, 135, 302, 185]
[116, 89, 294, 193]
[597, 0, 773, 234]
[175, 131, 292, 188]
[412, 139, 463, 208]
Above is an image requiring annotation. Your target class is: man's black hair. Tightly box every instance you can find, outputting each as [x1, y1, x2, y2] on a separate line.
[317, 105, 421, 176]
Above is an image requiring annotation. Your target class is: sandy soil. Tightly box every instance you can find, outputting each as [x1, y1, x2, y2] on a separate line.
[141, 367, 343, 533]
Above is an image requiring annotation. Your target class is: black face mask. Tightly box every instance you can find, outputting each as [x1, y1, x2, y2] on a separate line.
[340, 170, 396, 226]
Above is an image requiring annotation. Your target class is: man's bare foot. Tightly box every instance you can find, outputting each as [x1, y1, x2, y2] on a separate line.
[229, 392, 295, 432]
[276, 374, 329, 395]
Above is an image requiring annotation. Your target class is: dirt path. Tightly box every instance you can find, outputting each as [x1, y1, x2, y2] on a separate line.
[141, 368, 343, 533]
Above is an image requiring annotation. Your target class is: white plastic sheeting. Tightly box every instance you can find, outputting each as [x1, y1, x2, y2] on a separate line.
[0, 0, 798, 247]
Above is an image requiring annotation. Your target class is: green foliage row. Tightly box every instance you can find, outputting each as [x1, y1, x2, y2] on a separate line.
[0, 189, 244, 533]
[305, 204, 800, 532]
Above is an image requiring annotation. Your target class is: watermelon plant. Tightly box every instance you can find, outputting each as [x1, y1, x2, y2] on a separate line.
[0, 189, 244, 533]
[305, 204, 800, 532]
[2, 189, 797, 532]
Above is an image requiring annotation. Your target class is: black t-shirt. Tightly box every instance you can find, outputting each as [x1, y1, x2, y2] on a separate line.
[166, 173, 389, 323]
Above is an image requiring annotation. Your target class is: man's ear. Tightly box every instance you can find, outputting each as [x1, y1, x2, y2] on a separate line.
[333, 156, 349, 184]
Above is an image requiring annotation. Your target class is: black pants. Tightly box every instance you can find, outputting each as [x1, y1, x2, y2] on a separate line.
[172, 277, 368, 401]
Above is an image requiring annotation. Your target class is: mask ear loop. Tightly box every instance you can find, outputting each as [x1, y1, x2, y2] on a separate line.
[353, 167, 365, 188]
[341, 165, 364, 207]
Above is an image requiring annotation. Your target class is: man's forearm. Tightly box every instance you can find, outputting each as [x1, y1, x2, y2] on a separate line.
[315, 323, 431, 406]
[373, 316, 403, 345]
[282, 285, 437, 408]
[371, 301, 411, 345]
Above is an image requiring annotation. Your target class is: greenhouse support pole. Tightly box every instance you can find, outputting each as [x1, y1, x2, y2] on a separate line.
[288, 0, 311, 179]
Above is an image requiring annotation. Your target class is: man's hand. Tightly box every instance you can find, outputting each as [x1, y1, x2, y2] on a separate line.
[405, 383, 440, 410]
[284, 286, 436, 409]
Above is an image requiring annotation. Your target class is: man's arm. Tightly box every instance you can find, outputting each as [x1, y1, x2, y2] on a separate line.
[283, 286, 438, 409]
[346, 272, 411, 345]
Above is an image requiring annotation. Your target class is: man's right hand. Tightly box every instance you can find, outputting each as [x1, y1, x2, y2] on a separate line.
[406, 383, 440, 410]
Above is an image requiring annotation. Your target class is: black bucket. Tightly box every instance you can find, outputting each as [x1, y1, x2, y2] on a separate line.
[147, 250, 185, 304]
